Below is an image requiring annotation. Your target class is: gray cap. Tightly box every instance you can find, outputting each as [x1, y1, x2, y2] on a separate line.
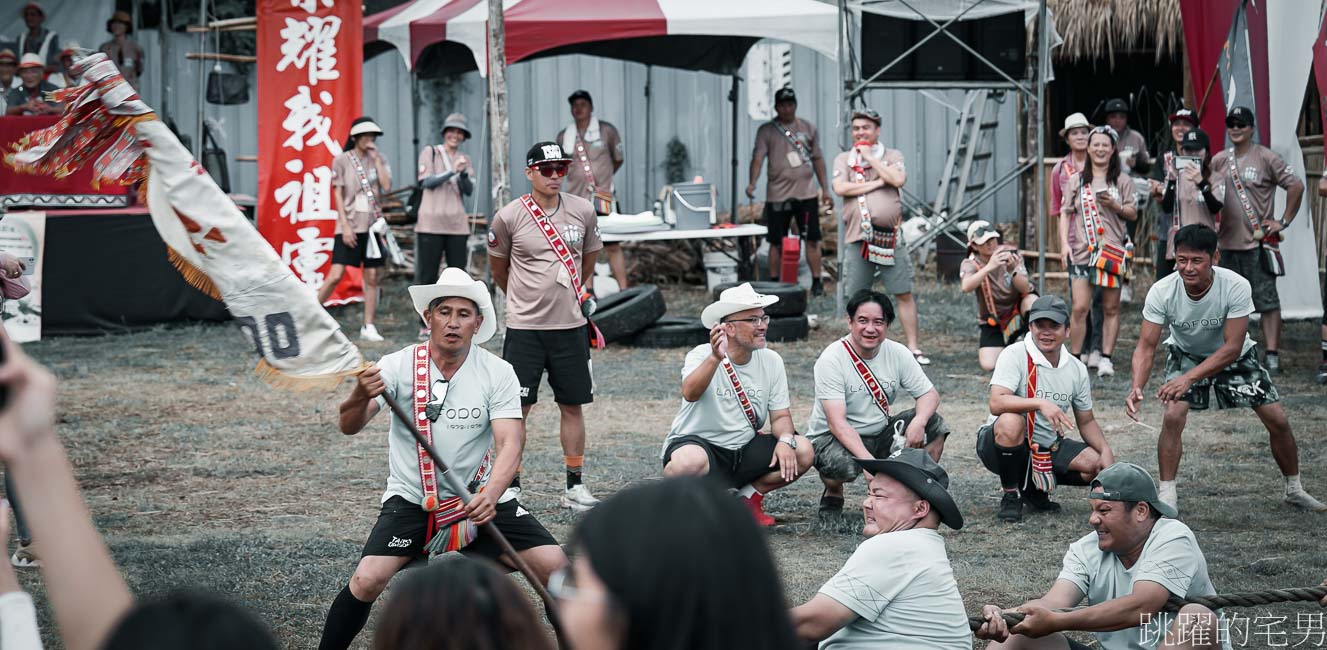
[440, 112, 470, 139]
[1090, 463, 1178, 519]
[1027, 294, 1069, 325]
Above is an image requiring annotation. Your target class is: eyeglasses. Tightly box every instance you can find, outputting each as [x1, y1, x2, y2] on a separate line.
[531, 163, 569, 178]
[722, 315, 771, 326]
[424, 379, 449, 422]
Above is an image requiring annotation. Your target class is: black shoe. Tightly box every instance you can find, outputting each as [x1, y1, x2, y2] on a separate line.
[811, 279, 824, 297]
[819, 491, 844, 515]
[1022, 488, 1062, 513]
[997, 491, 1023, 522]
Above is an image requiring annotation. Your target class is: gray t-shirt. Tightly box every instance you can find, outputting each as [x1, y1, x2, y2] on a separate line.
[1142, 266, 1255, 360]
[373, 344, 524, 505]
[988, 338, 1093, 449]
[807, 338, 933, 440]
[663, 345, 791, 454]
[1058, 518, 1227, 650]
[818, 528, 972, 649]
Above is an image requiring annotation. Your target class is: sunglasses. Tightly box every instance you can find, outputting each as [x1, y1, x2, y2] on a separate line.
[531, 163, 569, 178]
[1225, 121, 1251, 129]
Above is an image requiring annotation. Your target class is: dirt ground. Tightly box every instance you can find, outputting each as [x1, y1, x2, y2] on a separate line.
[15, 272, 1327, 648]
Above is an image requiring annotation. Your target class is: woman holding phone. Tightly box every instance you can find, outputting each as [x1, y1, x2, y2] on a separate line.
[1160, 128, 1222, 262]
[958, 221, 1037, 370]
[1060, 125, 1137, 377]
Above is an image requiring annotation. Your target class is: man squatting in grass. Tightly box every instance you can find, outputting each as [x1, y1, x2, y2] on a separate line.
[791, 448, 972, 649]
[1126, 224, 1325, 513]
[661, 282, 814, 527]
[976, 295, 1115, 523]
[806, 289, 950, 516]
[317, 269, 566, 650]
[977, 462, 1226, 650]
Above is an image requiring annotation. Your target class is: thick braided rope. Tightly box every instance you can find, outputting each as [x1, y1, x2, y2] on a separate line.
[967, 586, 1327, 631]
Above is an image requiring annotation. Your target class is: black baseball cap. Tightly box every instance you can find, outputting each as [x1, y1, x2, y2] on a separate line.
[525, 142, 571, 168]
[774, 87, 797, 104]
[1103, 98, 1129, 115]
[1090, 462, 1178, 519]
[1028, 295, 1069, 325]
[1180, 128, 1209, 152]
[1226, 106, 1255, 128]
[1168, 108, 1197, 125]
[568, 89, 593, 106]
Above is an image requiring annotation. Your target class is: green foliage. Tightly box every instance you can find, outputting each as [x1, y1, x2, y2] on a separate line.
[664, 136, 689, 184]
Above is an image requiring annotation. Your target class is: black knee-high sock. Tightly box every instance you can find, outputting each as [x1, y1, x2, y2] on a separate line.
[319, 584, 374, 650]
[995, 442, 1029, 492]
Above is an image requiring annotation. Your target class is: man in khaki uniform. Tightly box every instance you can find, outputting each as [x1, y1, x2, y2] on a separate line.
[489, 141, 603, 512]
[556, 90, 626, 291]
[833, 108, 928, 366]
[746, 87, 831, 295]
[1210, 106, 1304, 375]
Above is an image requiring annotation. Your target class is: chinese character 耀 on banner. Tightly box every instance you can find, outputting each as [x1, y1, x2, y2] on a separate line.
[257, 0, 362, 306]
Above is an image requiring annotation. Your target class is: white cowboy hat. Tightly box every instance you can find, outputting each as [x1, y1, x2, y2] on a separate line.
[701, 282, 779, 328]
[407, 267, 496, 344]
[1058, 112, 1091, 138]
[349, 120, 384, 137]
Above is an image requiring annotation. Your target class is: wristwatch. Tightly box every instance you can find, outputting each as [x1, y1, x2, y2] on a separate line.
[778, 435, 797, 450]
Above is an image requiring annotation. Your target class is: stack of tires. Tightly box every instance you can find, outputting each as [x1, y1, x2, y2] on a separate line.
[620, 281, 810, 348]
[590, 285, 668, 344]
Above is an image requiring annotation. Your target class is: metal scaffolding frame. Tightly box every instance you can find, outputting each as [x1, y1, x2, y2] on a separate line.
[836, 0, 1051, 308]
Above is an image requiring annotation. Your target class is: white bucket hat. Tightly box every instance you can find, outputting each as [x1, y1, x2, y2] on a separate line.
[407, 267, 496, 344]
[701, 282, 779, 328]
[1059, 112, 1091, 138]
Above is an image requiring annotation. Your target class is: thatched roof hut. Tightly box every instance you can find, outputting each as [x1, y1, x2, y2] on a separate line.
[1050, 0, 1184, 65]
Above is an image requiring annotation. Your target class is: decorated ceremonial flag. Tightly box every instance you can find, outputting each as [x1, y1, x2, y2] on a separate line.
[8, 54, 365, 388]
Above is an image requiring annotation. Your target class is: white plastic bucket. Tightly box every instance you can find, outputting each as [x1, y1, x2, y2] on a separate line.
[702, 250, 738, 290]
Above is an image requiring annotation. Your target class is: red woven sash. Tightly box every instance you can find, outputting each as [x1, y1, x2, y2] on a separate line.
[720, 356, 761, 433]
[1226, 150, 1284, 276]
[851, 146, 895, 266]
[518, 194, 607, 349]
[841, 339, 890, 418]
[1026, 351, 1056, 492]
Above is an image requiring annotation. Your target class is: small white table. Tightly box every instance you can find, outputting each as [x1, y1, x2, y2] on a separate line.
[600, 223, 767, 243]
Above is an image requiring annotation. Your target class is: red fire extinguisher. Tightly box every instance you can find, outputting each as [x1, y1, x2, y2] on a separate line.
[781, 233, 801, 284]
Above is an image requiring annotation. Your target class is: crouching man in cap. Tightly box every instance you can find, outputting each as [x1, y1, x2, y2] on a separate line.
[791, 448, 972, 649]
[807, 289, 950, 516]
[977, 295, 1115, 523]
[317, 268, 566, 650]
[662, 282, 814, 527]
[978, 462, 1227, 650]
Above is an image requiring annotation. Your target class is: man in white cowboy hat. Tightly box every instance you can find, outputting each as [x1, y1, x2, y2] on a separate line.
[661, 282, 814, 526]
[5, 53, 59, 116]
[791, 448, 971, 649]
[317, 267, 566, 650]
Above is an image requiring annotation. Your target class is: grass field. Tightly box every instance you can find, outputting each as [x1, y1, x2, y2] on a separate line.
[15, 273, 1327, 648]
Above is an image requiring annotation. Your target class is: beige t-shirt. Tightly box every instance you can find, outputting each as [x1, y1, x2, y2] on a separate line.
[833, 146, 906, 244]
[1060, 173, 1134, 266]
[488, 193, 603, 330]
[753, 118, 822, 203]
[1167, 171, 1223, 259]
[959, 255, 1029, 317]
[331, 151, 386, 234]
[1116, 127, 1151, 175]
[416, 146, 471, 235]
[556, 121, 624, 200]
[1210, 144, 1303, 251]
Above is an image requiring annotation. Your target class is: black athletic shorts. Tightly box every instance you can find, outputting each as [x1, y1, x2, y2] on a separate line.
[764, 198, 822, 244]
[361, 496, 557, 562]
[975, 423, 1092, 486]
[662, 433, 781, 488]
[330, 232, 387, 268]
[503, 326, 594, 406]
[978, 323, 1026, 349]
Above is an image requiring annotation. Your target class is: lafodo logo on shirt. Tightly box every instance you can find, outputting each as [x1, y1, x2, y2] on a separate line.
[1174, 317, 1224, 330]
[714, 386, 766, 401]
[1035, 389, 1071, 402]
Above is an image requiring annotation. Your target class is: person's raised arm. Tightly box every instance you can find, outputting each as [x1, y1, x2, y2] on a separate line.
[681, 331, 726, 402]
[339, 365, 384, 435]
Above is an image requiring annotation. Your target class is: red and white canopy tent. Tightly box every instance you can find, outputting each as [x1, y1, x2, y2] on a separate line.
[363, 0, 838, 221]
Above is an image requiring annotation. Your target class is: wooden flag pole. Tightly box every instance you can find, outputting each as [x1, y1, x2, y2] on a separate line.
[379, 393, 568, 648]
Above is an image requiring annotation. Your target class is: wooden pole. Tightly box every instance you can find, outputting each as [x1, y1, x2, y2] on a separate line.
[487, 0, 512, 213]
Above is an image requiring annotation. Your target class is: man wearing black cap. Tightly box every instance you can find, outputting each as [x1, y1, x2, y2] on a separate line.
[1104, 98, 1151, 176]
[977, 462, 1224, 650]
[1149, 108, 1199, 279]
[791, 448, 971, 649]
[556, 90, 628, 292]
[489, 142, 604, 512]
[1209, 106, 1305, 376]
[1158, 130, 1223, 259]
[747, 87, 831, 295]
[977, 294, 1114, 523]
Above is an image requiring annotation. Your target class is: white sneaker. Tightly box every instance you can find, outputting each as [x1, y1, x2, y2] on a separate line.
[360, 324, 384, 342]
[1087, 350, 1101, 369]
[1158, 483, 1178, 514]
[561, 484, 600, 512]
[1097, 357, 1114, 378]
[1284, 489, 1327, 512]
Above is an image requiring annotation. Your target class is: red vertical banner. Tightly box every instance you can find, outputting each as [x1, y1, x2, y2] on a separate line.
[1315, 14, 1327, 129]
[256, 0, 363, 305]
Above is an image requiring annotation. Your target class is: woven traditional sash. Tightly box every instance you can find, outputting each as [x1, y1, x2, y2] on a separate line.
[720, 355, 761, 433]
[1079, 183, 1129, 287]
[775, 121, 811, 163]
[575, 134, 615, 215]
[347, 151, 384, 223]
[1026, 352, 1056, 493]
[1226, 150, 1285, 276]
[1077, 183, 1103, 253]
[974, 261, 1023, 337]
[411, 345, 493, 553]
[518, 194, 607, 349]
[841, 338, 891, 419]
[851, 147, 895, 266]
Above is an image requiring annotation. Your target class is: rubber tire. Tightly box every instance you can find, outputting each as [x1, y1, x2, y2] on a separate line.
[765, 314, 809, 342]
[711, 281, 806, 316]
[624, 317, 711, 348]
[592, 284, 667, 343]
